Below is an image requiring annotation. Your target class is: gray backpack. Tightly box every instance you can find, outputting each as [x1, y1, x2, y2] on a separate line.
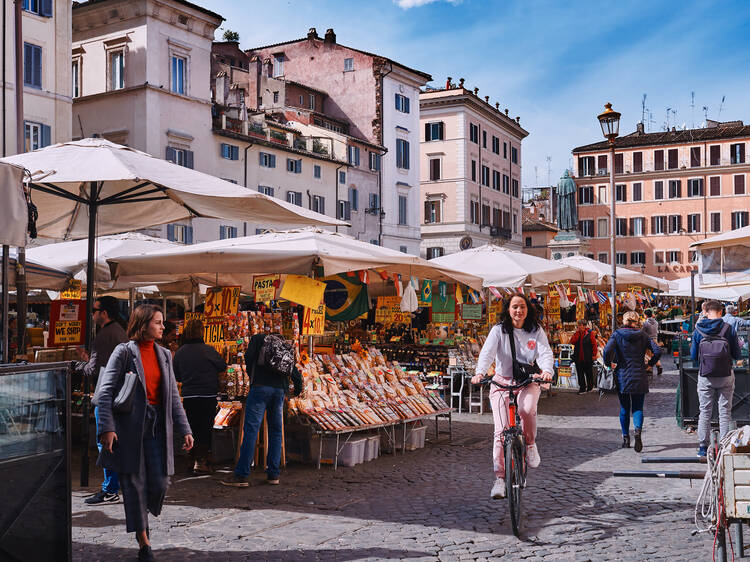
[696, 323, 733, 377]
[257, 334, 296, 378]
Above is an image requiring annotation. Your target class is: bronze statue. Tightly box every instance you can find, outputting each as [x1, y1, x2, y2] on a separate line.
[557, 170, 578, 231]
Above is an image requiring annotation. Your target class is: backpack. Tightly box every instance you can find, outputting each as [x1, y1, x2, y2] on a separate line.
[257, 334, 296, 378]
[696, 323, 733, 377]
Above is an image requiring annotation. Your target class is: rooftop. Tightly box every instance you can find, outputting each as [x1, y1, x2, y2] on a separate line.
[72, 0, 224, 22]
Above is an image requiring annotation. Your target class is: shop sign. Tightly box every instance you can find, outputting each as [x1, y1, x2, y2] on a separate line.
[53, 321, 82, 345]
[279, 275, 327, 310]
[487, 301, 503, 326]
[302, 303, 326, 336]
[253, 274, 280, 302]
[461, 303, 482, 321]
[49, 299, 86, 346]
[375, 296, 410, 325]
[656, 264, 698, 273]
[203, 321, 226, 350]
[60, 280, 82, 300]
[185, 312, 204, 323]
[205, 286, 241, 319]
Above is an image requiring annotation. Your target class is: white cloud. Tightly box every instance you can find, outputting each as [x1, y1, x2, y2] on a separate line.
[394, 0, 460, 9]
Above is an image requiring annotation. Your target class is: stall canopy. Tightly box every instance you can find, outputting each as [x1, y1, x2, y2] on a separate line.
[0, 162, 27, 247]
[429, 244, 598, 288]
[5, 249, 70, 290]
[558, 255, 674, 291]
[108, 228, 484, 291]
[690, 225, 750, 287]
[665, 276, 750, 301]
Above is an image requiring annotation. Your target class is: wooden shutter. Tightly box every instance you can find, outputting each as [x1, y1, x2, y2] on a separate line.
[651, 216, 656, 235]
[678, 215, 682, 232]
[629, 218, 634, 237]
[438, 122, 444, 140]
[736, 175, 746, 194]
[676, 180, 682, 198]
[24, 44, 32, 85]
[668, 149, 678, 169]
[578, 158, 585, 177]
[654, 180, 663, 199]
[40, 124, 51, 148]
[41, 0, 53, 17]
[741, 144, 747, 164]
[633, 152, 642, 172]
[654, 149, 664, 171]
[167, 224, 175, 241]
[33, 45, 42, 87]
[710, 145, 721, 165]
[598, 154, 607, 172]
[165, 146, 176, 162]
[710, 176, 720, 196]
[425, 123, 431, 141]
[614, 153, 623, 174]
[690, 146, 701, 167]
[185, 150, 194, 169]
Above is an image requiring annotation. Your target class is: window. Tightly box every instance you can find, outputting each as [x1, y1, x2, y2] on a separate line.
[220, 143, 239, 160]
[579, 156, 594, 175]
[667, 148, 678, 169]
[597, 154, 608, 175]
[24, 121, 50, 151]
[579, 219, 594, 237]
[687, 213, 701, 233]
[471, 160, 477, 182]
[690, 146, 701, 167]
[687, 178, 703, 197]
[298, 95, 303, 105]
[343, 57, 353, 71]
[287, 158, 302, 173]
[72, 59, 80, 98]
[654, 149, 664, 171]
[369, 152, 381, 171]
[337, 199, 351, 221]
[470, 199, 479, 225]
[339, 170, 346, 184]
[492, 207, 501, 227]
[525, 236, 532, 247]
[735, 175, 746, 195]
[668, 179, 682, 199]
[654, 251, 665, 264]
[502, 210, 511, 229]
[286, 191, 302, 206]
[425, 122, 444, 141]
[259, 152, 276, 168]
[578, 185, 594, 204]
[257, 185, 274, 197]
[23, 43, 42, 88]
[630, 217, 645, 236]
[469, 123, 478, 143]
[667, 250, 681, 263]
[429, 158, 441, 181]
[481, 165, 490, 187]
[309, 94, 315, 110]
[709, 176, 721, 196]
[689, 250, 699, 263]
[492, 136, 500, 154]
[170, 55, 186, 94]
[482, 130, 487, 148]
[165, 146, 193, 168]
[219, 225, 238, 239]
[710, 212, 721, 233]
[110, 50, 124, 90]
[633, 151, 643, 173]
[424, 200, 441, 224]
[395, 93, 410, 113]
[668, 214, 682, 234]
[598, 252, 608, 264]
[396, 139, 409, 169]
[511, 146, 518, 164]
[313, 164, 321, 179]
[23, 0, 52, 16]
[710, 145, 721, 166]
[481, 204, 490, 226]
[502, 174, 509, 194]
[615, 218, 628, 236]
[398, 246, 407, 254]
[272, 54, 284, 77]
[427, 247, 444, 259]
[654, 180, 664, 200]
[731, 143, 746, 164]
[597, 218, 608, 237]
[166, 224, 193, 244]
[349, 188, 358, 211]
[631, 252, 646, 265]
[616, 252, 627, 265]
[513, 212, 518, 233]
[632, 182, 642, 201]
[732, 211, 749, 230]
[652, 215, 666, 235]
[503, 142, 508, 159]
[512, 179, 519, 198]
[598, 185, 607, 203]
[348, 146, 360, 166]
[492, 169, 500, 191]
[312, 195, 325, 214]
[272, 91, 279, 103]
[398, 195, 408, 225]
[614, 153, 623, 174]
[615, 184, 627, 202]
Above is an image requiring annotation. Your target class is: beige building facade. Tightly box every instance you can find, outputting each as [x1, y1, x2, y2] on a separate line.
[572, 120, 750, 280]
[419, 85, 527, 258]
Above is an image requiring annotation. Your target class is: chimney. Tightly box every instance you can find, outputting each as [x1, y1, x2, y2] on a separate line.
[636, 122, 644, 134]
[307, 27, 318, 40]
[324, 28, 336, 44]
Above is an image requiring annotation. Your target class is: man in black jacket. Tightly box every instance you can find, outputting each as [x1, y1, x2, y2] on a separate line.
[222, 333, 302, 487]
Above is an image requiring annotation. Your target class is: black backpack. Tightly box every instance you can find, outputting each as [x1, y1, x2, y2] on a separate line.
[696, 323, 733, 377]
[257, 334, 296, 378]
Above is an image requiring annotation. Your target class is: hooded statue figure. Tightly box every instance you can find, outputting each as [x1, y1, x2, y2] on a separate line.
[557, 170, 578, 231]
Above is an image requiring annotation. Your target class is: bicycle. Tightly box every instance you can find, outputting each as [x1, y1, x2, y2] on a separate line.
[480, 374, 548, 537]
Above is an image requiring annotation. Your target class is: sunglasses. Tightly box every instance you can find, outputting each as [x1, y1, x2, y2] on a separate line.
[92, 308, 102, 312]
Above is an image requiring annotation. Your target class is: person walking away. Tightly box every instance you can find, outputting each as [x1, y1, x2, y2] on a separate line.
[570, 319, 597, 394]
[222, 332, 302, 487]
[692, 300, 742, 457]
[78, 296, 128, 505]
[173, 318, 226, 473]
[604, 311, 661, 453]
[642, 309, 663, 376]
[723, 304, 750, 335]
[470, 294, 554, 499]
[96, 304, 193, 562]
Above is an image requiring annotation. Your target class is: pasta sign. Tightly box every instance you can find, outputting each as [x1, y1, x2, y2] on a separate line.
[252, 275, 280, 303]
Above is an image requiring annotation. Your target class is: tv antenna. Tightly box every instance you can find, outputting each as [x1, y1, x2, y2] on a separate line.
[534, 165, 538, 187]
[546, 156, 551, 186]
[702, 105, 709, 123]
[641, 94, 647, 124]
[690, 91, 695, 129]
[718, 95, 726, 120]
[647, 110, 656, 132]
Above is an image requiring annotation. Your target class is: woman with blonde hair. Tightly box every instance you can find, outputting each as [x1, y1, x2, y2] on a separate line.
[603, 310, 661, 452]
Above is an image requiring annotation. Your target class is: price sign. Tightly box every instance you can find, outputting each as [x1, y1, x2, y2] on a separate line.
[375, 296, 410, 325]
[487, 301, 503, 326]
[461, 303, 482, 320]
[302, 303, 325, 335]
[49, 299, 86, 347]
[205, 286, 241, 319]
[60, 280, 82, 300]
[203, 321, 226, 351]
[185, 312, 204, 323]
[253, 275, 280, 302]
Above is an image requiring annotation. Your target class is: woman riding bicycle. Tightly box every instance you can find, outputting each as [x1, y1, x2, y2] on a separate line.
[471, 293, 554, 499]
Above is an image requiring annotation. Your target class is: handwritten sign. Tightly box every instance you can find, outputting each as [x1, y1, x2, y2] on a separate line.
[53, 321, 82, 345]
[60, 280, 82, 300]
[205, 286, 241, 319]
[375, 296, 410, 325]
[461, 303, 483, 321]
[185, 312, 204, 323]
[302, 303, 325, 335]
[487, 301, 503, 326]
[253, 274, 280, 302]
[49, 299, 86, 347]
[203, 321, 226, 351]
[279, 275, 326, 309]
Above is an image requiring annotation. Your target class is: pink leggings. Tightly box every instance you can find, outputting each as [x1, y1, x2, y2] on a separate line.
[489, 379, 541, 477]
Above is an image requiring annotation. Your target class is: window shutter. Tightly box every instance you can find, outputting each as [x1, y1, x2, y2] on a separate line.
[394, 93, 399, 109]
[233, 146, 239, 160]
[40, 124, 51, 148]
[403, 141, 409, 170]
[33, 45, 42, 87]
[24, 44, 32, 85]
[678, 215, 682, 232]
[186, 226, 193, 244]
[41, 0, 53, 17]
[742, 144, 747, 164]
[165, 146, 176, 162]
[405, 97, 410, 113]
[629, 218, 634, 236]
[295, 159, 301, 173]
[270, 154, 276, 168]
[676, 180, 682, 197]
[167, 224, 175, 241]
[185, 150, 194, 169]
[220, 143, 227, 157]
[651, 216, 656, 235]
[438, 122, 444, 140]
[424, 123, 430, 141]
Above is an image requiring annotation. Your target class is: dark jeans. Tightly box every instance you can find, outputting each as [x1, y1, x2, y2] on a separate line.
[234, 385, 285, 479]
[183, 397, 217, 462]
[575, 361, 594, 391]
[618, 392, 645, 436]
[94, 406, 119, 494]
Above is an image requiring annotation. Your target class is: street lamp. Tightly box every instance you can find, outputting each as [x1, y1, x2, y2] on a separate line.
[598, 102, 621, 333]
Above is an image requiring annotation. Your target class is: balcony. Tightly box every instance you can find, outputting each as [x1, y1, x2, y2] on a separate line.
[312, 139, 329, 156]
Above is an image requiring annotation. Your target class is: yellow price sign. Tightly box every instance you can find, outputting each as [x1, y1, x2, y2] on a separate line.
[253, 275, 279, 302]
[53, 320, 82, 345]
[279, 275, 326, 309]
[205, 286, 241, 319]
[60, 280, 82, 300]
[302, 303, 325, 336]
[203, 321, 226, 351]
[375, 296, 410, 325]
[185, 312, 204, 323]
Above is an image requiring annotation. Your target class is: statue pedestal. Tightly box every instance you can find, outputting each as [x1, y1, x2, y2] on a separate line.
[548, 230, 590, 261]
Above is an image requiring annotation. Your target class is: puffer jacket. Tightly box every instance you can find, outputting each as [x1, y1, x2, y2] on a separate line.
[603, 326, 662, 394]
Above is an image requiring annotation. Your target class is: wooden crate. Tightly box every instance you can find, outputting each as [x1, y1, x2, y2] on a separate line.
[722, 453, 750, 519]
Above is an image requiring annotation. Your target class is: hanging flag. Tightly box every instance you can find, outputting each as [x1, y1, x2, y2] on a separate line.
[420, 280, 432, 305]
[468, 288, 482, 304]
[324, 274, 370, 322]
[393, 274, 403, 297]
[346, 271, 356, 277]
[517, 286, 525, 294]
[438, 281, 448, 301]
[377, 270, 389, 281]
[358, 270, 369, 284]
[530, 290, 538, 299]
[455, 284, 464, 305]
[489, 286, 502, 300]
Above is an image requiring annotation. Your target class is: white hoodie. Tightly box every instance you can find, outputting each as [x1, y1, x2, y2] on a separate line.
[476, 324, 554, 380]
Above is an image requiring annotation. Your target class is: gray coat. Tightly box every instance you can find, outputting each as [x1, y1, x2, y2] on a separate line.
[96, 340, 192, 475]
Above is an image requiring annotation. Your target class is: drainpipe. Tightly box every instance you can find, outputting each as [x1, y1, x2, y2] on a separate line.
[14, 0, 26, 355]
[378, 62, 393, 246]
[334, 163, 344, 233]
[478, 123, 482, 233]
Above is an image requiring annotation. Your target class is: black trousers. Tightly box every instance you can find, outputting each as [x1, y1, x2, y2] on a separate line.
[576, 361, 594, 391]
[183, 397, 217, 461]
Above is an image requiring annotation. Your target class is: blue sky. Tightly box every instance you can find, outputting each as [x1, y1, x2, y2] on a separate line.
[205, 0, 750, 189]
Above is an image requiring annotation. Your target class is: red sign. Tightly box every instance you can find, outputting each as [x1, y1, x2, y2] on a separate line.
[49, 299, 87, 347]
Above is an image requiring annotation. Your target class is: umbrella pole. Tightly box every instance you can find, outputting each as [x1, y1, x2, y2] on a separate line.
[81, 193, 98, 487]
[2, 245, 8, 363]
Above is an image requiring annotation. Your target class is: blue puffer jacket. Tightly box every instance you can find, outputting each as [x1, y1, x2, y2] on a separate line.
[603, 326, 662, 394]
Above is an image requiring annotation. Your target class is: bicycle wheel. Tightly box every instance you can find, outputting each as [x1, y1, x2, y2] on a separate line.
[505, 436, 524, 536]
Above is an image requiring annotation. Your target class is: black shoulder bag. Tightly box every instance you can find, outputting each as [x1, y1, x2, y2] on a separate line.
[507, 326, 541, 382]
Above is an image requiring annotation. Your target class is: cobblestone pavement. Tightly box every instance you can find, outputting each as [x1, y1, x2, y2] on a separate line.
[73, 365, 720, 561]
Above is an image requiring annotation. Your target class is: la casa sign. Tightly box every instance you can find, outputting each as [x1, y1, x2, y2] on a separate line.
[655, 264, 698, 273]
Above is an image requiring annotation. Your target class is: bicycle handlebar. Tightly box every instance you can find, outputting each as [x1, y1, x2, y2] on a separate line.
[478, 375, 551, 391]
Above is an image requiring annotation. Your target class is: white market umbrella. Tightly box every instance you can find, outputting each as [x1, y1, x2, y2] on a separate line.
[690, 226, 750, 288]
[429, 244, 597, 288]
[108, 228, 484, 291]
[5, 248, 71, 290]
[558, 255, 673, 291]
[665, 276, 750, 301]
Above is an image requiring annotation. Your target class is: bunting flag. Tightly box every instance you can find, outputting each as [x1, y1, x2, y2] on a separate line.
[595, 291, 608, 304]
[358, 270, 369, 284]
[346, 270, 356, 277]
[455, 284, 464, 304]
[393, 274, 403, 297]
[438, 281, 448, 301]
[517, 286, 525, 294]
[421, 280, 432, 305]
[530, 290, 538, 299]
[468, 288, 482, 304]
[489, 286, 502, 300]
[577, 286, 585, 300]
[504, 287, 514, 295]
[377, 269, 389, 281]
[324, 274, 370, 322]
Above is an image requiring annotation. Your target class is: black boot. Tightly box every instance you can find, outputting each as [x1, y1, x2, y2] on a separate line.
[634, 431, 643, 453]
[622, 435, 630, 448]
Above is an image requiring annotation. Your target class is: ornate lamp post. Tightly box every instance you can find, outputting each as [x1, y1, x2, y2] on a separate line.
[598, 102, 621, 332]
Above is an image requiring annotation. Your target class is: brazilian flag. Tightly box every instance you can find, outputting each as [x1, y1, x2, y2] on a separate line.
[420, 280, 432, 306]
[324, 274, 370, 322]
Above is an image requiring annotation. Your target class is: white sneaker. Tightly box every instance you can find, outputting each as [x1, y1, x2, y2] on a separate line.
[527, 444, 541, 468]
[491, 477, 506, 499]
